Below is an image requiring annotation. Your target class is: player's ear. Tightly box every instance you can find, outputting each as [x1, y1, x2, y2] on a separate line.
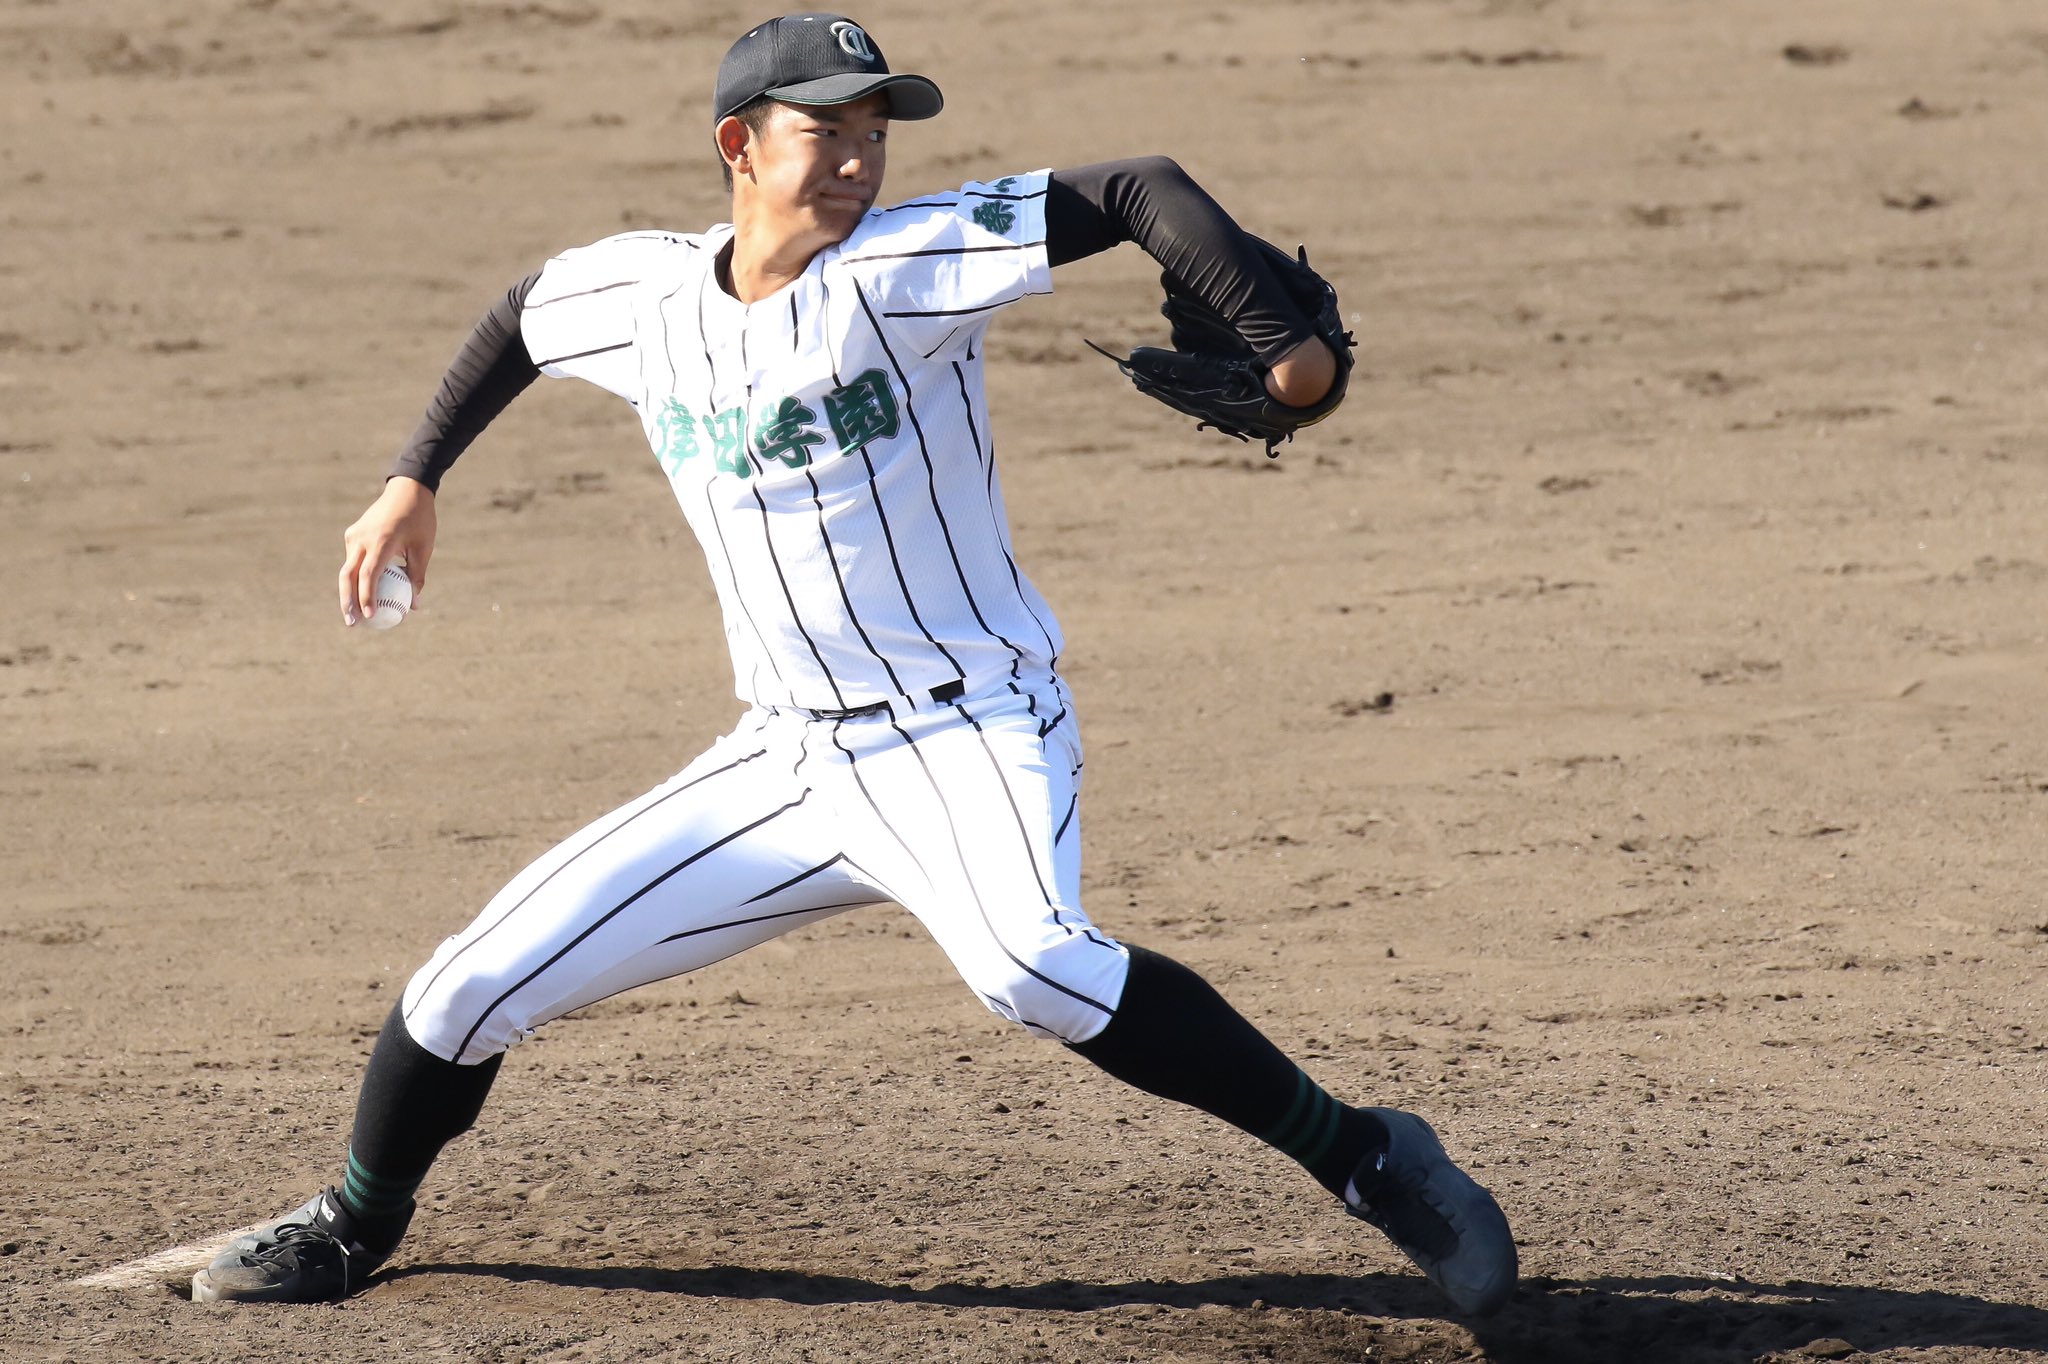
[716, 114, 754, 182]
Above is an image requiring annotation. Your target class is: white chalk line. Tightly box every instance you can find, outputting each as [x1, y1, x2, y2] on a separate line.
[68, 1219, 272, 1290]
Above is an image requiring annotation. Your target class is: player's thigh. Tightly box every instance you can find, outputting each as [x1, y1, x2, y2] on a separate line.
[845, 692, 1127, 1042]
[402, 711, 867, 1061]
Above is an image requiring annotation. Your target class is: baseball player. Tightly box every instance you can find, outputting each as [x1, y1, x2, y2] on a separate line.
[192, 12, 1517, 1317]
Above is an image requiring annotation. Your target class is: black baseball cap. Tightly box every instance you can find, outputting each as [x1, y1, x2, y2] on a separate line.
[712, 13, 943, 123]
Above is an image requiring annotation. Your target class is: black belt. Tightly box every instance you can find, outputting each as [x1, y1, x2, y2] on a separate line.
[805, 678, 965, 721]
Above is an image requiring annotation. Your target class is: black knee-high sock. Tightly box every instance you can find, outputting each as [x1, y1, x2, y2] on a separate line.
[338, 1003, 502, 1225]
[1069, 945, 1384, 1198]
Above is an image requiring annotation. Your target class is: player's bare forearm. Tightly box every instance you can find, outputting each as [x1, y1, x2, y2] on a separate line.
[339, 476, 436, 626]
[1265, 335, 1338, 407]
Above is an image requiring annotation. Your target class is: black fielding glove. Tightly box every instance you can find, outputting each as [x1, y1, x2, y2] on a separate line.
[1089, 237, 1356, 457]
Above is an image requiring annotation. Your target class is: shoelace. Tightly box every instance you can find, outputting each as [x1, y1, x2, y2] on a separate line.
[244, 1220, 354, 1285]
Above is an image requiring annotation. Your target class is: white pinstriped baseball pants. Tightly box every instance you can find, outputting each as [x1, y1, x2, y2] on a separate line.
[400, 676, 1131, 1064]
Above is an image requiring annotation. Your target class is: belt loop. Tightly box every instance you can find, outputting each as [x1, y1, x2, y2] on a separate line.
[803, 698, 889, 722]
[801, 677, 963, 722]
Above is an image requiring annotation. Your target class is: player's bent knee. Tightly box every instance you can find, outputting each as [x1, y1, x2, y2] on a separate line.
[399, 945, 545, 1065]
[971, 935, 1131, 1045]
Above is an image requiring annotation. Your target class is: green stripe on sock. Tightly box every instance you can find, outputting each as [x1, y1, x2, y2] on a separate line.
[1259, 1070, 1317, 1153]
[344, 1149, 423, 1218]
[1291, 1098, 1343, 1171]
[1260, 1074, 1349, 1173]
[1275, 1087, 1332, 1161]
[345, 1154, 415, 1193]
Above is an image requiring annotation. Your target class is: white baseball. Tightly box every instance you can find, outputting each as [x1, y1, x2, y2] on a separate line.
[364, 560, 413, 630]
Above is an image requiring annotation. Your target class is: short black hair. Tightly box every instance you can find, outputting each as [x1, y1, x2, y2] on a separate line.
[718, 95, 778, 193]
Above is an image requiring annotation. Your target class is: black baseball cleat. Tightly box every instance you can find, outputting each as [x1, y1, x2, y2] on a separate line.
[1344, 1107, 1517, 1316]
[191, 1188, 410, 1304]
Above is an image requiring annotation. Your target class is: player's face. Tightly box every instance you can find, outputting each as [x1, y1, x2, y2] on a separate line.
[747, 94, 890, 245]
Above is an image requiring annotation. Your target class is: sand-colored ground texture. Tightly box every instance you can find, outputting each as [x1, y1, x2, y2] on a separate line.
[4, 1, 2046, 1361]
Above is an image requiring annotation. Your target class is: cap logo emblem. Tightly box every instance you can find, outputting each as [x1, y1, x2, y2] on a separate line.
[832, 21, 877, 63]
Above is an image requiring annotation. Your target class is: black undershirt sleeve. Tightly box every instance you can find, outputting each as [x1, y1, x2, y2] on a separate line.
[386, 270, 544, 491]
[1045, 158, 1315, 366]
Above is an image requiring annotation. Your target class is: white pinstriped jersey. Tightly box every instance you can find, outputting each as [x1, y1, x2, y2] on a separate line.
[520, 172, 1063, 712]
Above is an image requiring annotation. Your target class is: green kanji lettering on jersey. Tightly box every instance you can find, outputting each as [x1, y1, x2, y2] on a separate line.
[824, 369, 900, 456]
[705, 407, 750, 476]
[752, 396, 826, 470]
[653, 398, 702, 477]
[991, 176, 1018, 192]
[971, 200, 1016, 236]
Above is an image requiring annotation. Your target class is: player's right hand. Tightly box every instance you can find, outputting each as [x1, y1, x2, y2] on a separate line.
[340, 476, 437, 626]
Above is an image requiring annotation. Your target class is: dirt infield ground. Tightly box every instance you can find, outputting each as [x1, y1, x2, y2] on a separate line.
[4, 1, 2045, 1360]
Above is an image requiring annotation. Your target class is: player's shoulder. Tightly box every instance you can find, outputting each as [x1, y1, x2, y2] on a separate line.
[545, 227, 707, 266]
[528, 227, 717, 305]
[836, 171, 1052, 263]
